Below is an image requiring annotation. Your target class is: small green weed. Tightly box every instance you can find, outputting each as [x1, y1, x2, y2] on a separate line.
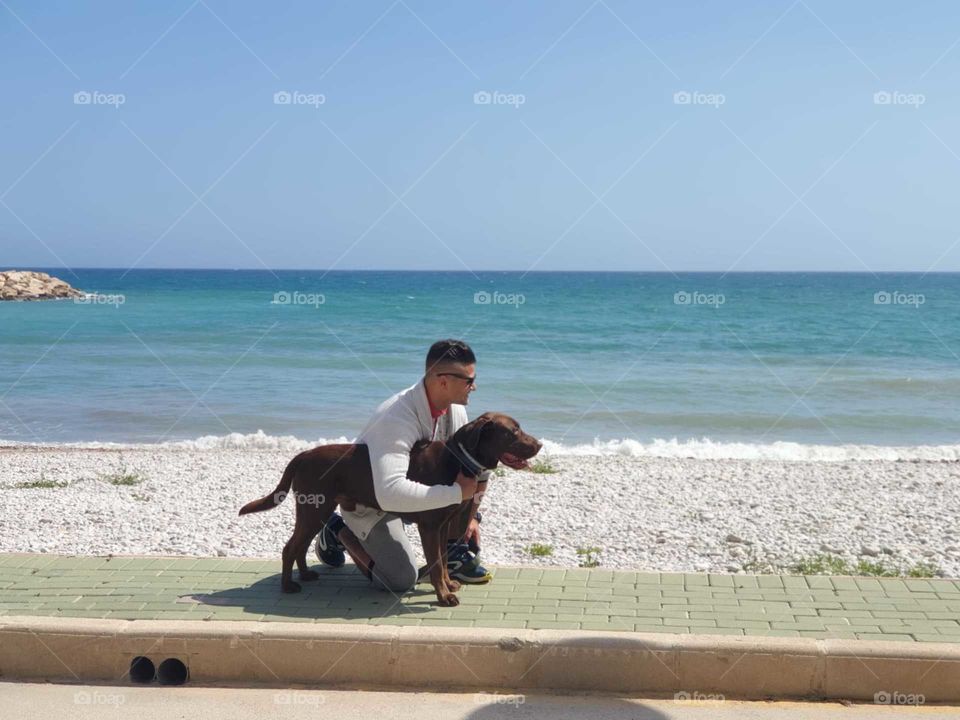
[576, 546, 602, 568]
[528, 458, 558, 474]
[526, 543, 554, 557]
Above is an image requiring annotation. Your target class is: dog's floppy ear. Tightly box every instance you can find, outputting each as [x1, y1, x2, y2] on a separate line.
[461, 415, 492, 452]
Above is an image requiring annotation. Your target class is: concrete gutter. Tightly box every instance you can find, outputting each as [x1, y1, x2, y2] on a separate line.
[1, 616, 957, 701]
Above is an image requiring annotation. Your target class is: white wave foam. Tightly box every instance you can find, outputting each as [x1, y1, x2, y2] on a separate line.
[0, 429, 352, 453]
[167, 430, 353, 452]
[539, 437, 960, 462]
[2, 431, 959, 462]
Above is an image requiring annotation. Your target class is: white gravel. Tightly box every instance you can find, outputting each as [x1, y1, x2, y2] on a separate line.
[1, 445, 958, 577]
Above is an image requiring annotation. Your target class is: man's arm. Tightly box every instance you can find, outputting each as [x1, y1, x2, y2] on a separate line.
[447, 404, 489, 543]
[366, 418, 469, 513]
[471, 469, 490, 509]
[459, 469, 488, 547]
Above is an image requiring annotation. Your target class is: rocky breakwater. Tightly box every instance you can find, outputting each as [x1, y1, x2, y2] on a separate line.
[0, 270, 84, 301]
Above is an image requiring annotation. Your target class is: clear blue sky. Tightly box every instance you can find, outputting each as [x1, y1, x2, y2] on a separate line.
[2, 1, 959, 272]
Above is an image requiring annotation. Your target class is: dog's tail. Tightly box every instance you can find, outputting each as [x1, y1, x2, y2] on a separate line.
[238, 453, 301, 516]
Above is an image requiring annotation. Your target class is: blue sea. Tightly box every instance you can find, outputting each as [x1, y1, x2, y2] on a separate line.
[1, 269, 958, 458]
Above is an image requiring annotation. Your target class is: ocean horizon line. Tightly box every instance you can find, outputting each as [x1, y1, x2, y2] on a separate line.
[6, 267, 960, 275]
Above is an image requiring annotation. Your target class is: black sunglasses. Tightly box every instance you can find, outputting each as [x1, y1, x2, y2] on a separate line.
[436, 372, 477, 385]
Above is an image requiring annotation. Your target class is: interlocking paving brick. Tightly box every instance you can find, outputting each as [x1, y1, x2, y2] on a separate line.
[664, 618, 715, 627]
[756, 575, 784, 589]
[853, 578, 883, 592]
[799, 631, 859, 639]
[914, 634, 957, 642]
[825, 623, 881, 633]
[474, 619, 527, 629]
[715, 619, 771, 629]
[770, 619, 827, 630]
[707, 574, 734, 587]
[1, 553, 956, 642]
[873, 610, 927, 618]
[694, 628, 746, 636]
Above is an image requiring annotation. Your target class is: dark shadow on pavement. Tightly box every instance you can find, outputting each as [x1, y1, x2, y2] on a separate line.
[464, 694, 672, 719]
[178, 563, 436, 621]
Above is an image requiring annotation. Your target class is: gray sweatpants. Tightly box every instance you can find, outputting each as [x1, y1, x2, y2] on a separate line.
[358, 513, 418, 593]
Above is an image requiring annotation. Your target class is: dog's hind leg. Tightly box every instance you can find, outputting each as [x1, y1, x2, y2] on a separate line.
[281, 523, 306, 593]
[295, 497, 336, 583]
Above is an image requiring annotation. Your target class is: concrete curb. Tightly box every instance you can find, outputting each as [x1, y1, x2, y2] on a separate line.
[1, 616, 958, 701]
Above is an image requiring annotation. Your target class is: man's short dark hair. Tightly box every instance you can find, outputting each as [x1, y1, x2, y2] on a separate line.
[426, 339, 476, 372]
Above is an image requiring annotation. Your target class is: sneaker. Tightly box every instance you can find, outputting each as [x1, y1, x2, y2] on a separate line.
[315, 513, 346, 568]
[416, 542, 492, 584]
[446, 541, 492, 584]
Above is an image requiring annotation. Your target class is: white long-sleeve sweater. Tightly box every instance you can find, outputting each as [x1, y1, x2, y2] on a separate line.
[341, 380, 484, 540]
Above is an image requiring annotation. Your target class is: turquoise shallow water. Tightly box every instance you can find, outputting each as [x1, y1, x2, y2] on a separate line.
[0, 269, 958, 448]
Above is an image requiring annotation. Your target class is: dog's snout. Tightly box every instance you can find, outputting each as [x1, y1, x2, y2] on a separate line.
[522, 433, 542, 454]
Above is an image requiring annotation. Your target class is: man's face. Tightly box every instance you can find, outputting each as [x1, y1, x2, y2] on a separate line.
[446, 362, 476, 405]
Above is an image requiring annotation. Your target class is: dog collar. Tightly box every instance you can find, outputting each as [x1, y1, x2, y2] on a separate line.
[456, 442, 487, 477]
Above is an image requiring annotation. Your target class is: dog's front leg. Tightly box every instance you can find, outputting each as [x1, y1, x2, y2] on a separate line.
[420, 523, 458, 606]
[434, 522, 460, 606]
[439, 517, 461, 593]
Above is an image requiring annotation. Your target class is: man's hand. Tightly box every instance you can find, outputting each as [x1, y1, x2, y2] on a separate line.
[455, 471, 478, 501]
[464, 517, 481, 549]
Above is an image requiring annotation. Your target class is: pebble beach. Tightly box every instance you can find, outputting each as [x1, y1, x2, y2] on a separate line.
[3, 441, 957, 577]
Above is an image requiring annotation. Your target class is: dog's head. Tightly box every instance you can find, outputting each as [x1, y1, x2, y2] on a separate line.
[451, 412, 542, 474]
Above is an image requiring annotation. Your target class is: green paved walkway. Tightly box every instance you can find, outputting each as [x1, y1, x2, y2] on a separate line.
[1, 553, 958, 642]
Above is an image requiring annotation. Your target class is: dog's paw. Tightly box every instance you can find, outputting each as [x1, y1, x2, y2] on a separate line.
[446, 579, 461, 592]
[282, 581, 302, 593]
[299, 569, 320, 581]
[438, 592, 460, 607]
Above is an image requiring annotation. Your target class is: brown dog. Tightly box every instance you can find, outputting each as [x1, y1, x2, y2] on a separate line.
[238, 412, 541, 606]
